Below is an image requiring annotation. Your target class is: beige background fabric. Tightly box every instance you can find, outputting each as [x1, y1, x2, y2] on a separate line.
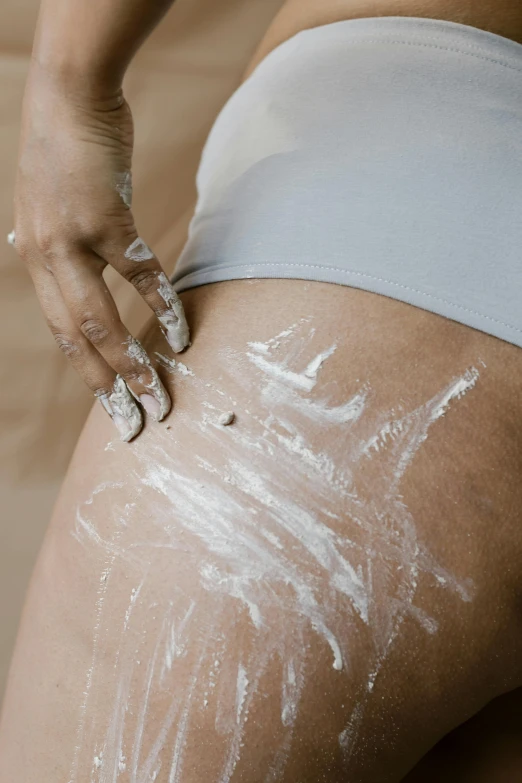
[0, 0, 283, 702]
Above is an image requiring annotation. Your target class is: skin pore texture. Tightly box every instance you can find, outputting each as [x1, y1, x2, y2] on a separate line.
[2, 280, 522, 782]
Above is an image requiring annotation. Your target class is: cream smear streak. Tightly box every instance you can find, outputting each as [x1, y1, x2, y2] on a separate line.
[70, 322, 479, 783]
[114, 172, 132, 209]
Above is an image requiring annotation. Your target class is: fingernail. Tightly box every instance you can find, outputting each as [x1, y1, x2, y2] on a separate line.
[145, 374, 171, 421]
[124, 336, 172, 421]
[157, 273, 191, 353]
[97, 375, 143, 442]
[140, 393, 162, 420]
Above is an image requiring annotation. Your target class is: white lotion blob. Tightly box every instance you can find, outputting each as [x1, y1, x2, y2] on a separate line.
[218, 411, 235, 426]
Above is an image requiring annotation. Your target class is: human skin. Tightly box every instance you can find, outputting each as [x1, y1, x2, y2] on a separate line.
[14, 0, 190, 442]
[1, 280, 522, 782]
[5, 0, 522, 779]
[404, 689, 522, 781]
[16, 0, 522, 443]
[246, 0, 522, 76]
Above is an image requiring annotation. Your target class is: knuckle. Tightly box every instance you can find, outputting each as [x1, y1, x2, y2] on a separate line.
[33, 226, 63, 258]
[79, 318, 110, 345]
[11, 226, 32, 260]
[52, 332, 79, 358]
[76, 219, 105, 248]
[125, 267, 159, 296]
[13, 236, 31, 261]
[88, 218, 135, 253]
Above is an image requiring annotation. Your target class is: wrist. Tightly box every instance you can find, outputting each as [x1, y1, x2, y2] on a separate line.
[31, 10, 128, 104]
[27, 53, 125, 112]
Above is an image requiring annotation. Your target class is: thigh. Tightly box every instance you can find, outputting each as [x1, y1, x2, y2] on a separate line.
[405, 687, 522, 782]
[246, 0, 522, 77]
[1, 280, 522, 783]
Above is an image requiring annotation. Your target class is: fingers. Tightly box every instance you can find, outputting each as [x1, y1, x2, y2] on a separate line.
[96, 377, 143, 443]
[33, 272, 144, 442]
[52, 255, 172, 422]
[11, 193, 189, 442]
[96, 232, 191, 353]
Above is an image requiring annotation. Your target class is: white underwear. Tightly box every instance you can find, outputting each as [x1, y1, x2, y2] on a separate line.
[173, 16, 522, 348]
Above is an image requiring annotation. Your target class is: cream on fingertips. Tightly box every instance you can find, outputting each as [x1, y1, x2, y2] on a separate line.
[96, 375, 143, 442]
[124, 336, 171, 421]
[156, 273, 191, 353]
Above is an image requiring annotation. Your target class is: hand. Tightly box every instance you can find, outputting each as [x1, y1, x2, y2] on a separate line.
[11, 65, 190, 441]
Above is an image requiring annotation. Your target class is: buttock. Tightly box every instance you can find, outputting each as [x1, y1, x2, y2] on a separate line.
[2, 279, 522, 782]
[246, 0, 522, 75]
[172, 16, 522, 350]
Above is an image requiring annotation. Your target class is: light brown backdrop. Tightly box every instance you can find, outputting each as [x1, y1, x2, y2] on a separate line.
[0, 0, 283, 702]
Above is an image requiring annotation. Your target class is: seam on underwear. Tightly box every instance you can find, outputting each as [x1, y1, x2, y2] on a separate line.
[324, 23, 508, 53]
[299, 35, 522, 76]
[181, 31, 522, 339]
[174, 262, 522, 335]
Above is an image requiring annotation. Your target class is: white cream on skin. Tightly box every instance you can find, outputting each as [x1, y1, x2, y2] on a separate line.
[245, 351, 319, 392]
[6, 230, 15, 246]
[156, 353, 195, 381]
[156, 273, 191, 354]
[125, 238, 155, 262]
[114, 172, 133, 209]
[303, 344, 337, 379]
[71, 322, 480, 782]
